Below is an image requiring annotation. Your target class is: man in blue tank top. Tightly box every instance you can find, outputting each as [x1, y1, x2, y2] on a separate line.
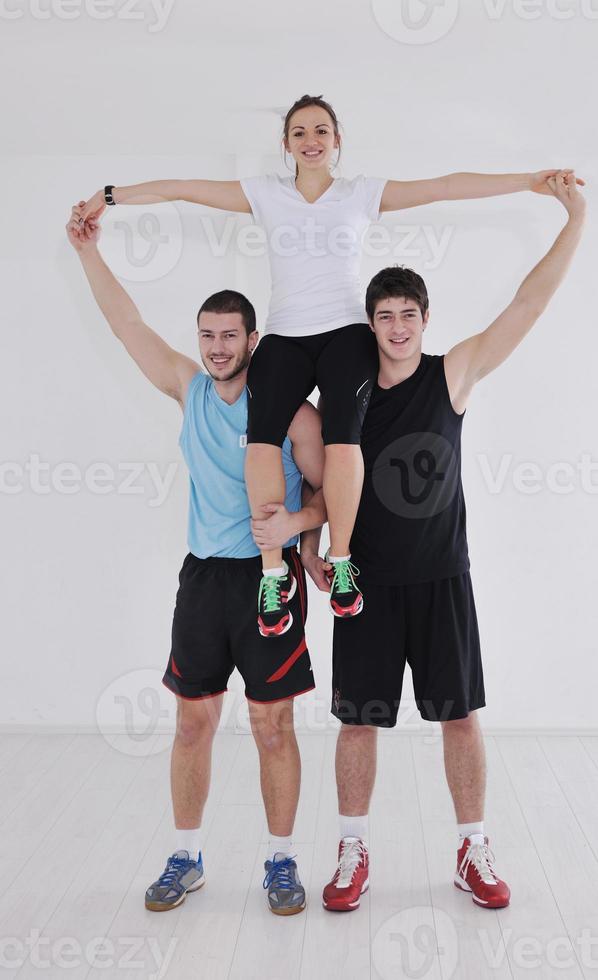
[308, 172, 586, 913]
[67, 206, 329, 918]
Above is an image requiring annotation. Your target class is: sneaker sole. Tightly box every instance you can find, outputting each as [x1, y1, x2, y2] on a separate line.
[322, 879, 369, 912]
[268, 899, 306, 916]
[453, 874, 510, 908]
[329, 596, 364, 619]
[145, 874, 205, 912]
[258, 609, 294, 638]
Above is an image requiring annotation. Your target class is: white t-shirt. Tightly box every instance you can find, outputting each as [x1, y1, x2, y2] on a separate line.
[240, 174, 387, 337]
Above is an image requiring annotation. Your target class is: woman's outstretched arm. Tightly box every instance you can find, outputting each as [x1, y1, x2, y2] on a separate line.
[79, 179, 252, 223]
[379, 169, 585, 212]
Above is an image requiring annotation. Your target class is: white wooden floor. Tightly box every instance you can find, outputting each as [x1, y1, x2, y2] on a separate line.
[1, 731, 598, 979]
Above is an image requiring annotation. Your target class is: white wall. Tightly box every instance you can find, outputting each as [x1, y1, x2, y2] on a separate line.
[1, 0, 597, 734]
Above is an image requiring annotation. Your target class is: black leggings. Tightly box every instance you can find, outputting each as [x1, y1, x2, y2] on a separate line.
[246, 323, 379, 446]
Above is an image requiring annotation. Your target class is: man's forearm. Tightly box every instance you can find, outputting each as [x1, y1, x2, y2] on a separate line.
[295, 488, 326, 534]
[298, 485, 326, 555]
[515, 214, 585, 315]
[300, 523, 323, 557]
[444, 172, 531, 200]
[77, 247, 141, 336]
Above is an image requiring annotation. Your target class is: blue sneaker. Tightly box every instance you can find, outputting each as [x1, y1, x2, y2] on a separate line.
[263, 852, 306, 915]
[145, 849, 205, 911]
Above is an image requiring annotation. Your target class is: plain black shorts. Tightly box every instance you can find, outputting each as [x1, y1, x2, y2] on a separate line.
[162, 547, 314, 704]
[331, 571, 486, 727]
[246, 323, 379, 446]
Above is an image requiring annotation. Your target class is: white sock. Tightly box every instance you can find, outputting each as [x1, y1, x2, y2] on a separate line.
[339, 814, 369, 845]
[175, 827, 202, 861]
[328, 554, 351, 563]
[268, 834, 293, 861]
[262, 562, 286, 579]
[458, 821, 484, 846]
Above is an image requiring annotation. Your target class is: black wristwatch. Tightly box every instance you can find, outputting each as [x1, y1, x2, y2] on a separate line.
[104, 185, 116, 206]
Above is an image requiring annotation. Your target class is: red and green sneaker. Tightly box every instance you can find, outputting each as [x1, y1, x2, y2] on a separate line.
[257, 562, 296, 637]
[326, 554, 364, 619]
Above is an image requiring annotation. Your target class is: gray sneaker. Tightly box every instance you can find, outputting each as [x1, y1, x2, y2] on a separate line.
[145, 849, 205, 912]
[263, 852, 306, 915]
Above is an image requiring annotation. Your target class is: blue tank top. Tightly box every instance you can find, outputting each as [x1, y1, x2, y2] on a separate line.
[180, 372, 302, 559]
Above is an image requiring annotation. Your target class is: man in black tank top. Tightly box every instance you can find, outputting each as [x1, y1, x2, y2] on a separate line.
[314, 171, 586, 912]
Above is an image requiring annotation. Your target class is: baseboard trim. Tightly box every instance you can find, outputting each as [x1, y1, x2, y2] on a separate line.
[0, 724, 597, 737]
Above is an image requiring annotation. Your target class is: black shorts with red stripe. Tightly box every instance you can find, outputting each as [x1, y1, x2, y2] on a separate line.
[162, 546, 314, 704]
[331, 571, 485, 727]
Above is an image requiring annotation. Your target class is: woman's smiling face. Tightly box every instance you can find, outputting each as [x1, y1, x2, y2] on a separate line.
[284, 105, 340, 173]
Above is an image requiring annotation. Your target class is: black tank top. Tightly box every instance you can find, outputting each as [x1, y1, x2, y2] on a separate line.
[351, 353, 470, 584]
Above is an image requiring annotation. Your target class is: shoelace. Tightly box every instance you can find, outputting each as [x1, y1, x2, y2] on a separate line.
[336, 839, 366, 888]
[331, 560, 360, 596]
[258, 574, 283, 614]
[263, 856, 297, 891]
[157, 854, 192, 888]
[459, 841, 499, 885]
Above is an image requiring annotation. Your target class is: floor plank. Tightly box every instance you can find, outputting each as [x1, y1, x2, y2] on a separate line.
[85, 731, 242, 980]
[411, 732, 513, 980]
[300, 735, 371, 980]
[369, 732, 444, 980]
[0, 734, 33, 773]
[496, 736, 598, 978]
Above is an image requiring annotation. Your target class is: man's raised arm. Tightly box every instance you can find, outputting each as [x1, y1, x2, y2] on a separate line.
[66, 203, 199, 406]
[445, 171, 586, 414]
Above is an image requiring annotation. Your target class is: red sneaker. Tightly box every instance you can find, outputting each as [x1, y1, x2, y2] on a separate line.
[322, 837, 369, 912]
[454, 836, 511, 908]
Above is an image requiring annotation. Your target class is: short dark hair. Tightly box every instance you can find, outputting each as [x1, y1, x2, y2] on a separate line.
[365, 266, 429, 321]
[197, 289, 256, 336]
